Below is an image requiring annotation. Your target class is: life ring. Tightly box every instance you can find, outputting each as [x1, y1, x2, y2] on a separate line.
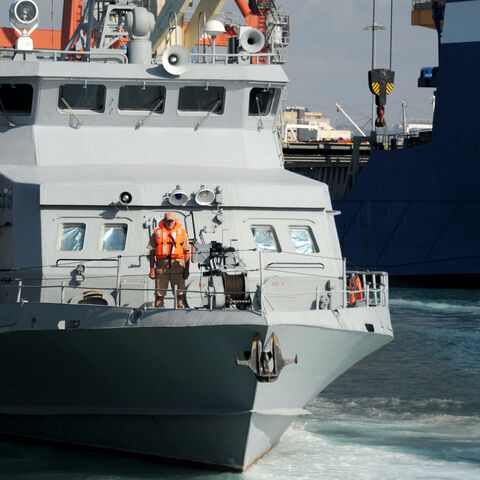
[349, 275, 363, 307]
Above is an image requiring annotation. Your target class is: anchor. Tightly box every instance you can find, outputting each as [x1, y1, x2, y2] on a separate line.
[236, 333, 297, 382]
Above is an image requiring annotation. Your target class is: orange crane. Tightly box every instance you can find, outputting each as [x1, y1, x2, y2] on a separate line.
[1, 1, 286, 54]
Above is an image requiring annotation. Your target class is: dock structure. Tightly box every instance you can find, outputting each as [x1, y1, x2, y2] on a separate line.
[283, 138, 371, 199]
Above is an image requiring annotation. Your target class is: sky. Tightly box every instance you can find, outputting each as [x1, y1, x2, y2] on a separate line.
[1, 0, 439, 129]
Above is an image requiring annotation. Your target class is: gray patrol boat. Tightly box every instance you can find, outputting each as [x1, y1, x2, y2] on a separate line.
[0, 0, 393, 471]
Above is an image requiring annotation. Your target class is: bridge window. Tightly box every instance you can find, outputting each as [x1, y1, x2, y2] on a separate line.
[249, 88, 276, 116]
[178, 86, 224, 113]
[289, 226, 318, 254]
[251, 225, 280, 252]
[118, 85, 165, 112]
[0, 83, 33, 114]
[58, 224, 85, 251]
[58, 84, 106, 111]
[100, 224, 127, 251]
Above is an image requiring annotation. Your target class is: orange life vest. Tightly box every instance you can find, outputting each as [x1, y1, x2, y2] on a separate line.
[154, 221, 188, 260]
[349, 275, 363, 306]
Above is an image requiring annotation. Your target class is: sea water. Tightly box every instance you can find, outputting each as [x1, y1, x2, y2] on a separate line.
[1, 288, 479, 479]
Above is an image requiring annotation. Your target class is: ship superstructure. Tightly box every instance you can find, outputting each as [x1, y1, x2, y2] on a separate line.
[0, 0, 393, 470]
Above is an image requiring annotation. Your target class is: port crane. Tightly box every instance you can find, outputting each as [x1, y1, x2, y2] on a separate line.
[0, 1, 289, 57]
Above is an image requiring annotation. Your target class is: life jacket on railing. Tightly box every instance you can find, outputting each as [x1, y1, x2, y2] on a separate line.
[349, 274, 363, 307]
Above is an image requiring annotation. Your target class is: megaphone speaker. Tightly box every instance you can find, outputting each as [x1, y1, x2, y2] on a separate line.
[162, 45, 191, 76]
[194, 186, 215, 206]
[239, 28, 265, 54]
[168, 186, 189, 206]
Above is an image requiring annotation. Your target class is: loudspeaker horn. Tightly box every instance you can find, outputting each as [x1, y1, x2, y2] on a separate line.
[194, 186, 215, 206]
[239, 28, 265, 54]
[162, 45, 191, 76]
[168, 186, 189, 206]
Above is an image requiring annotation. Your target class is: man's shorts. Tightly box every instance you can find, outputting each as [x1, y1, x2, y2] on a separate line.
[155, 258, 185, 297]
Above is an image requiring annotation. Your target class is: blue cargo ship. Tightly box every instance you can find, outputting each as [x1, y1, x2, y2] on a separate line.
[333, 0, 480, 288]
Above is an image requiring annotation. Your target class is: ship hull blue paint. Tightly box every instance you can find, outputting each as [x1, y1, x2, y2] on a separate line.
[334, 25, 480, 288]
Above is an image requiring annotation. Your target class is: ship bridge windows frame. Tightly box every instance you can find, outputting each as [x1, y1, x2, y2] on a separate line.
[248, 87, 279, 117]
[288, 226, 319, 254]
[57, 223, 86, 252]
[251, 225, 281, 253]
[99, 224, 128, 252]
[177, 86, 225, 115]
[58, 83, 107, 113]
[0, 82, 34, 116]
[249, 219, 321, 255]
[118, 85, 166, 114]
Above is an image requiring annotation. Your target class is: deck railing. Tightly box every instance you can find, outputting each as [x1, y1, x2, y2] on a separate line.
[412, 0, 445, 10]
[2, 251, 388, 312]
[0, 48, 128, 63]
[0, 47, 283, 66]
[412, 0, 433, 10]
[372, 129, 432, 151]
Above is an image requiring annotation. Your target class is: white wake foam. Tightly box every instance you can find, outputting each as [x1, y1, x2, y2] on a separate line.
[389, 297, 480, 315]
[247, 417, 480, 480]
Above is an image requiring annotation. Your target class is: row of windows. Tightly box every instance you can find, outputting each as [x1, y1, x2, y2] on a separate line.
[59, 224, 127, 252]
[252, 225, 318, 254]
[0, 83, 277, 117]
[58, 223, 318, 254]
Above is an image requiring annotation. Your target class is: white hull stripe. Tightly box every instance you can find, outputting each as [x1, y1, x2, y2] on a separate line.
[442, 0, 480, 44]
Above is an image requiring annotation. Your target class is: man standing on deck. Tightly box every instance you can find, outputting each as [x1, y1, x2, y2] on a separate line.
[148, 212, 190, 308]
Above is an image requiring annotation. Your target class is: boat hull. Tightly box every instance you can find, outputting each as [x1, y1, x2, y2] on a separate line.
[0, 303, 392, 470]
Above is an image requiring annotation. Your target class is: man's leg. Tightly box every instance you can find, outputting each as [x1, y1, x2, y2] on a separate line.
[170, 259, 186, 308]
[155, 265, 169, 307]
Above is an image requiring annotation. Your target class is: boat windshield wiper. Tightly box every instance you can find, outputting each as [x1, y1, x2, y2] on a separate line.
[196, 98, 222, 129]
[60, 97, 84, 129]
[256, 96, 264, 131]
[0, 96, 15, 128]
[136, 98, 164, 130]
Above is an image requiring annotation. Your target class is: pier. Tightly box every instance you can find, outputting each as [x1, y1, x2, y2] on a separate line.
[283, 138, 370, 199]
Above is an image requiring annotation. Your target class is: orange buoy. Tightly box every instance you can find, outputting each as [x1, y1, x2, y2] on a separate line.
[349, 274, 363, 306]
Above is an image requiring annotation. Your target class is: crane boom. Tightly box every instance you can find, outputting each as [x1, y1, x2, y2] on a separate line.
[183, 0, 227, 51]
[335, 103, 367, 137]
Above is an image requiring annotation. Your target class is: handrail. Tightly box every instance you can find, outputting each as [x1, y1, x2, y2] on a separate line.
[5, 282, 389, 307]
[1, 259, 389, 312]
[2, 274, 389, 311]
[345, 270, 389, 308]
[55, 257, 121, 267]
[189, 52, 280, 65]
[372, 129, 432, 151]
[412, 0, 445, 10]
[0, 47, 281, 66]
[0, 48, 128, 63]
